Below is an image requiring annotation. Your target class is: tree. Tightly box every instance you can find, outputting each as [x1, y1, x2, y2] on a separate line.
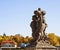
[3, 33, 6, 37]
[48, 33, 60, 46]
[0, 35, 3, 43]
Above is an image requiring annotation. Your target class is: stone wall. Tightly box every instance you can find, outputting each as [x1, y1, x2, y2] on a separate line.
[0, 46, 57, 50]
[24, 47, 57, 50]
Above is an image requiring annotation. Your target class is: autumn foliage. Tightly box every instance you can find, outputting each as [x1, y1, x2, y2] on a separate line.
[0, 33, 60, 46]
[48, 33, 60, 46]
[0, 34, 33, 47]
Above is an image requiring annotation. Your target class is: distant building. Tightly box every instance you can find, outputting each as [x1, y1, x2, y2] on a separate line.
[1, 40, 16, 47]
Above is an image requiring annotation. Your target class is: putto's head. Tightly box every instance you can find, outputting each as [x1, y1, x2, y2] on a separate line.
[34, 10, 38, 15]
[42, 11, 46, 15]
[38, 8, 41, 11]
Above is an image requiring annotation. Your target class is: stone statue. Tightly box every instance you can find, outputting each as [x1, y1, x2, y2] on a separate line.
[37, 8, 47, 41]
[30, 10, 39, 42]
[30, 8, 47, 43]
[28, 8, 56, 50]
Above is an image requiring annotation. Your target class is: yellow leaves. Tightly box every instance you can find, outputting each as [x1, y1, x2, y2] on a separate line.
[0, 33, 60, 47]
[48, 33, 55, 39]
[2, 36, 10, 41]
[0, 36, 3, 43]
[0, 35, 33, 45]
[55, 42, 60, 46]
[23, 36, 29, 42]
[48, 33, 60, 46]
[23, 36, 33, 44]
[0, 36, 2, 40]
[28, 37, 33, 42]
[23, 38, 29, 43]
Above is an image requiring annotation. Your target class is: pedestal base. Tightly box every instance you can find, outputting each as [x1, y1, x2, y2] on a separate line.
[25, 40, 57, 50]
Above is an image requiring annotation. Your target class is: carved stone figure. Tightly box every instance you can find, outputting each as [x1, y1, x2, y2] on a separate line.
[38, 8, 47, 40]
[30, 8, 47, 44]
[30, 10, 39, 41]
[29, 8, 57, 50]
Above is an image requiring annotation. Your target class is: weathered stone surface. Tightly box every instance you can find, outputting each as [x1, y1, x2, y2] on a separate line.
[30, 8, 48, 43]
[35, 40, 57, 50]
[24, 40, 57, 50]
[1, 47, 57, 50]
[24, 46, 57, 50]
[29, 8, 57, 50]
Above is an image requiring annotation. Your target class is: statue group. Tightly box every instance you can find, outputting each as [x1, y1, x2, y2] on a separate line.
[30, 8, 47, 45]
[24, 8, 57, 50]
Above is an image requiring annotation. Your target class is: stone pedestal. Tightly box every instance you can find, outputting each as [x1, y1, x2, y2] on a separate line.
[29, 8, 57, 50]
[25, 47, 57, 50]
[36, 40, 57, 50]
[25, 41, 57, 50]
